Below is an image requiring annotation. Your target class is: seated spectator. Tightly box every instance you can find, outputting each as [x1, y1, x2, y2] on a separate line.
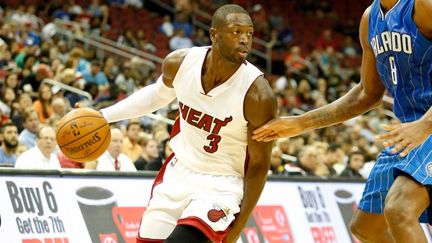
[134, 137, 161, 171]
[324, 143, 346, 176]
[11, 93, 33, 133]
[115, 62, 137, 95]
[82, 60, 109, 91]
[18, 107, 40, 148]
[159, 15, 174, 37]
[284, 46, 309, 75]
[0, 87, 16, 116]
[4, 73, 20, 93]
[15, 126, 60, 169]
[47, 97, 70, 127]
[340, 151, 366, 178]
[315, 29, 339, 51]
[123, 120, 142, 162]
[33, 83, 53, 124]
[269, 146, 286, 175]
[169, 28, 193, 51]
[20, 64, 53, 95]
[96, 128, 137, 171]
[0, 122, 19, 166]
[172, 12, 194, 37]
[193, 28, 210, 46]
[57, 151, 84, 169]
[297, 145, 329, 177]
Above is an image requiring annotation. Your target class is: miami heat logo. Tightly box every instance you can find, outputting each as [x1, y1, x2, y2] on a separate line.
[207, 203, 231, 222]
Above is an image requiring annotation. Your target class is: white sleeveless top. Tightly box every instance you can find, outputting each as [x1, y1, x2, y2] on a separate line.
[170, 46, 263, 177]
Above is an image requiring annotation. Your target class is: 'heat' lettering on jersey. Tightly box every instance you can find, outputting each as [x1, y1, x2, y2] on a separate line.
[179, 101, 233, 134]
[370, 31, 412, 56]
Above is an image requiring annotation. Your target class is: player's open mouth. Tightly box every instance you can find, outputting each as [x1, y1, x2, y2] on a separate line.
[238, 51, 248, 58]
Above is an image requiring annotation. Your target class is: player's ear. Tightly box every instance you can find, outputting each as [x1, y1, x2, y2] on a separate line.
[209, 27, 217, 43]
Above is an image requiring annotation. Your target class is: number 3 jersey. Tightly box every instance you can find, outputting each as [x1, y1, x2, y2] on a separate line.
[169, 46, 262, 177]
[368, 0, 432, 122]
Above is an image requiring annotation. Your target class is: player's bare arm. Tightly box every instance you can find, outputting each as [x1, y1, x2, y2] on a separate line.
[160, 48, 189, 87]
[252, 7, 386, 142]
[375, 0, 432, 157]
[99, 49, 189, 123]
[224, 76, 277, 242]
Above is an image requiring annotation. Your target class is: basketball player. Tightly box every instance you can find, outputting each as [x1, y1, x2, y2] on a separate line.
[253, 0, 432, 242]
[99, 4, 276, 243]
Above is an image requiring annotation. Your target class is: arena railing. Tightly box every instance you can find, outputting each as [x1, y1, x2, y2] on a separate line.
[146, 0, 274, 74]
[54, 27, 157, 70]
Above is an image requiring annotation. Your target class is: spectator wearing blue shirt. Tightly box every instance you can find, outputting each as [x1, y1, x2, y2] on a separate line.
[82, 60, 109, 91]
[0, 122, 19, 166]
[172, 12, 194, 37]
[18, 108, 40, 149]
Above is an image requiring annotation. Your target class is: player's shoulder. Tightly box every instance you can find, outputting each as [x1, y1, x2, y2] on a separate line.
[244, 76, 277, 125]
[415, 0, 432, 31]
[162, 48, 190, 80]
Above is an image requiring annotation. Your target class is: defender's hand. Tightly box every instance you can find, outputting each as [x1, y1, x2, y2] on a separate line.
[376, 120, 431, 157]
[252, 116, 306, 142]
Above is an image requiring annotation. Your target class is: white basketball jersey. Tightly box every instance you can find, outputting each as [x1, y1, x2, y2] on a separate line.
[170, 46, 263, 177]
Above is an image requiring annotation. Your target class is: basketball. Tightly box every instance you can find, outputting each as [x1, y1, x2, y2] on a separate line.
[56, 107, 111, 163]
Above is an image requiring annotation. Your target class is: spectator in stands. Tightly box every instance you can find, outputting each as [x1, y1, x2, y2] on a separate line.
[269, 146, 286, 175]
[159, 15, 174, 37]
[115, 62, 137, 95]
[325, 143, 346, 176]
[134, 137, 161, 171]
[11, 93, 32, 133]
[284, 45, 309, 76]
[315, 29, 339, 51]
[15, 126, 61, 169]
[21, 63, 53, 95]
[172, 12, 194, 37]
[47, 96, 70, 127]
[0, 87, 16, 116]
[123, 120, 142, 162]
[96, 127, 137, 171]
[82, 60, 109, 91]
[136, 30, 157, 54]
[159, 138, 172, 162]
[169, 28, 193, 51]
[0, 122, 19, 166]
[18, 108, 40, 148]
[193, 28, 211, 46]
[340, 151, 365, 178]
[117, 30, 139, 48]
[4, 72, 20, 93]
[87, 0, 109, 29]
[297, 145, 329, 177]
[33, 83, 53, 124]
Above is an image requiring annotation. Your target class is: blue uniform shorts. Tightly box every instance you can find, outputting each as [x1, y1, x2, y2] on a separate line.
[358, 136, 432, 223]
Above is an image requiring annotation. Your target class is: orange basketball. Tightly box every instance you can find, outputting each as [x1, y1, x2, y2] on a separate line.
[56, 107, 111, 163]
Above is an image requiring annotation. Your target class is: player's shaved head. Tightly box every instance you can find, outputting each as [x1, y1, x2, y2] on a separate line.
[211, 4, 250, 28]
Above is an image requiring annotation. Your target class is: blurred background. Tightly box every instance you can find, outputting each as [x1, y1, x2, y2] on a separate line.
[0, 0, 391, 179]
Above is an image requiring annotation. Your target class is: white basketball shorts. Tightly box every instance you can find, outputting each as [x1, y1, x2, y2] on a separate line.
[138, 154, 244, 243]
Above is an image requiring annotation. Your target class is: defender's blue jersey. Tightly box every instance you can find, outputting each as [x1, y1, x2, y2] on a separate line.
[368, 0, 432, 122]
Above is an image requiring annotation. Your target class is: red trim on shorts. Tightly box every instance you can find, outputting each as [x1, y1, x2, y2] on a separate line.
[149, 153, 175, 199]
[243, 146, 250, 175]
[136, 236, 164, 243]
[178, 216, 229, 243]
[170, 116, 181, 139]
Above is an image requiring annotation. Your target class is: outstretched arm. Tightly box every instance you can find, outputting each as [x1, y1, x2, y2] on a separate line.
[224, 76, 277, 242]
[253, 7, 385, 142]
[100, 49, 189, 122]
